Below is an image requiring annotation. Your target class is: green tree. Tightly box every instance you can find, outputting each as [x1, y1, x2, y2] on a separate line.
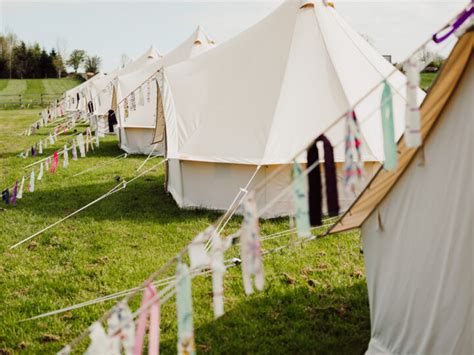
[50, 49, 65, 78]
[84, 55, 101, 74]
[38, 49, 51, 78]
[12, 41, 28, 79]
[27, 43, 42, 78]
[66, 49, 86, 74]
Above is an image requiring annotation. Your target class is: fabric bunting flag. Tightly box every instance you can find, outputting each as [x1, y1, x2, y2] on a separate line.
[124, 98, 129, 119]
[10, 182, 17, 206]
[176, 262, 196, 355]
[133, 283, 160, 355]
[37, 162, 44, 181]
[210, 234, 233, 319]
[63, 145, 69, 169]
[39, 140, 43, 155]
[108, 302, 135, 355]
[130, 91, 136, 111]
[41, 111, 47, 126]
[138, 85, 145, 106]
[28, 170, 35, 192]
[306, 141, 322, 227]
[86, 128, 95, 152]
[318, 135, 339, 217]
[85, 130, 90, 153]
[31, 146, 36, 157]
[343, 111, 364, 193]
[291, 161, 311, 238]
[240, 191, 265, 295]
[2, 189, 9, 205]
[85, 322, 113, 355]
[71, 142, 78, 161]
[77, 134, 86, 158]
[404, 57, 422, 148]
[188, 226, 214, 269]
[381, 81, 398, 171]
[17, 176, 25, 199]
[50, 151, 59, 173]
[48, 134, 55, 145]
[45, 158, 50, 172]
[146, 81, 151, 103]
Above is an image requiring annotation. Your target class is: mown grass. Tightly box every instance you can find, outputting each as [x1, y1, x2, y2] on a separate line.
[0, 79, 80, 108]
[0, 109, 369, 354]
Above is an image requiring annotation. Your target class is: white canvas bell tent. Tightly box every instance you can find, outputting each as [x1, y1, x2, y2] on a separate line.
[88, 47, 161, 118]
[114, 26, 215, 155]
[329, 31, 473, 354]
[156, 0, 424, 218]
[64, 72, 105, 112]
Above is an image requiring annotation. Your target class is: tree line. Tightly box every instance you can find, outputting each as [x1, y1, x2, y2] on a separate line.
[0, 32, 102, 79]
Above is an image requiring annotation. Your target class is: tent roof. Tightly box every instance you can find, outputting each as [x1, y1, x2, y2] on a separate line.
[164, 0, 423, 165]
[91, 47, 161, 96]
[116, 26, 215, 103]
[65, 72, 104, 97]
[329, 30, 473, 234]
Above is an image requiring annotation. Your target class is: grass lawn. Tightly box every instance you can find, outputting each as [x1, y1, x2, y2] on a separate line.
[0, 79, 81, 108]
[0, 109, 369, 354]
[420, 72, 438, 91]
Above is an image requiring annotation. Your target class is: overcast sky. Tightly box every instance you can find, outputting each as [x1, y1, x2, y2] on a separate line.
[0, 1, 466, 72]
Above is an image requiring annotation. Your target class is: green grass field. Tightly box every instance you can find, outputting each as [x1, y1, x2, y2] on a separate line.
[0, 79, 80, 108]
[0, 109, 369, 354]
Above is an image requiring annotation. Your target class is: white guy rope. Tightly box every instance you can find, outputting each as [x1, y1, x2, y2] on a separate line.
[9, 159, 167, 249]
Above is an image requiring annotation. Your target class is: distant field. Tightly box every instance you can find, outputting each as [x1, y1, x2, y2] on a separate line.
[0, 78, 81, 108]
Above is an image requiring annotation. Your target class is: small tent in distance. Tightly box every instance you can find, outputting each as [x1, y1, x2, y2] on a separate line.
[114, 26, 215, 155]
[329, 30, 473, 354]
[89, 47, 161, 119]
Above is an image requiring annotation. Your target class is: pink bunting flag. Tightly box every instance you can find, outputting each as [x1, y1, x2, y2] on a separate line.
[133, 283, 160, 355]
[50, 151, 59, 173]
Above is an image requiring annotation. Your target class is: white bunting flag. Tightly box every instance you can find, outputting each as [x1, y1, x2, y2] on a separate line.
[37, 162, 44, 181]
[28, 170, 35, 192]
[138, 85, 145, 106]
[77, 134, 86, 158]
[107, 302, 135, 355]
[84, 322, 112, 355]
[71, 141, 78, 161]
[63, 145, 69, 168]
[240, 191, 264, 295]
[17, 176, 25, 199]
[95, 129, 100, 148]
[210, 234, 233, 319]
[404, 57, 422, 148]
[188, 226, 214, 269]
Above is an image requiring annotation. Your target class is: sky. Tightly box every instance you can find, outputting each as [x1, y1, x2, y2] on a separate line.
[0, 1, 466, 72]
